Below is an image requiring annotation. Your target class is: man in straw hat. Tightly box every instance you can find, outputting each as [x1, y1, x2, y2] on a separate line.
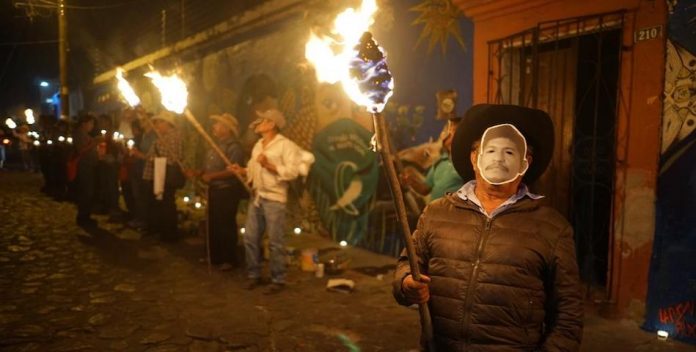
[193, 113, 246, 270]
[141, 110, 183, 241]
[393, 104, 583, 351]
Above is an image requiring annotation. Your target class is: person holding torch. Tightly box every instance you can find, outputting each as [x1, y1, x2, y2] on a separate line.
[140, 111, 184, 241]
[394, 104, 583, 351]
[188, 113, 246, 270]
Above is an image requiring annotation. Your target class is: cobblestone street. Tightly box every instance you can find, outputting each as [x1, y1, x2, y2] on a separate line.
[1, 172, 695, 352]
[0, 172, 419, 351]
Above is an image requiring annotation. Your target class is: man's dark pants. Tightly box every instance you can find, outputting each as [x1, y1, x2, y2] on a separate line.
[208, 186, 241, 266]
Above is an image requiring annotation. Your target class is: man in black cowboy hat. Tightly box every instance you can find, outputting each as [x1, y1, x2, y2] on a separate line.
[393, 104, 583, 351]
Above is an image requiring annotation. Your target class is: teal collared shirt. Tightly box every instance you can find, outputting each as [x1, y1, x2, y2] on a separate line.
[425, 152, 464, 200]
[455, 180, 544, 218]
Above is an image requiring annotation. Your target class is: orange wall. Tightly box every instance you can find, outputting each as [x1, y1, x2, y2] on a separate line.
[456, 0, 666, 317]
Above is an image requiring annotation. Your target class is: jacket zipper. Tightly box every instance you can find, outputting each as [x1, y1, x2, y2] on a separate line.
[462, 217, 493, 347]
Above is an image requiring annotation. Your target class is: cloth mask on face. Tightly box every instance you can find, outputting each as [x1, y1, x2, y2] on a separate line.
[476, 124, 529, 185]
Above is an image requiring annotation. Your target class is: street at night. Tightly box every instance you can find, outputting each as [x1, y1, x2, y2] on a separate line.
[1, 0, 696, 351]
[1, 171, 695, 351]
[0, 172, 421, 351]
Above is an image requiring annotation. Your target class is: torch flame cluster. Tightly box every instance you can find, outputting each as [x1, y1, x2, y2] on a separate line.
[304, 0, 392, 113]
[114, 66, 188, 117]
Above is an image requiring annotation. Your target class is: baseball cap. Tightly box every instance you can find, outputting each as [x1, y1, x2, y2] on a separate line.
[250, 109, 286, 130]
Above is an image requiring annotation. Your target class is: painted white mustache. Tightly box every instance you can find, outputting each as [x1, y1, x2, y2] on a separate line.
[485, 163, 509, 172]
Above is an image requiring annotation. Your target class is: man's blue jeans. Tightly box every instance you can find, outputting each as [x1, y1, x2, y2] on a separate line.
[244, 198, 287, 284]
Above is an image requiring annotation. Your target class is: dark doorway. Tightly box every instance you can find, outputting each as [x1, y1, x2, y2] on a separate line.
[487, 13, 624, 292]
[571, 29, 621, 287]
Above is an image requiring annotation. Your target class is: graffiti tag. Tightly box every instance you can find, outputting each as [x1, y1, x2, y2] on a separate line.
[659, 300, 696, 337]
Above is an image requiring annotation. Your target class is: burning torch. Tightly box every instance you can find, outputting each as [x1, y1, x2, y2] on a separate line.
[305, 0, 434, 349]
[145, 70, 250, 193]
[116, 68, 141, 107]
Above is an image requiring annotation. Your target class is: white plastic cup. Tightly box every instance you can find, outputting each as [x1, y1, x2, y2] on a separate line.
[315, 263, 325, 278]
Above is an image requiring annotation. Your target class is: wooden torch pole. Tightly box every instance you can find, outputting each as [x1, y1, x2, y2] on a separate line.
[372, 112, 435, 351]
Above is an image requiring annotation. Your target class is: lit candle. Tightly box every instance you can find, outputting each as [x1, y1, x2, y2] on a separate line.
[33, 140, 40, 147]
[24, 109, 35, 125]
[58, 136, 65, 142]
[66, 137, 73, 144]
[100, 129, 106, 136]
[47, 140, 53, 145]
[127, 139, 135, 150]
[5, 118, 16, 129]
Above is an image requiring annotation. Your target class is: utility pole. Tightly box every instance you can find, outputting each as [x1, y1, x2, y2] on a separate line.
[58, 0, 69, 118]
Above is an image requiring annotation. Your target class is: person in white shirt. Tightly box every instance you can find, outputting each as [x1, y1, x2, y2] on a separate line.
[228, 109, 303, 294]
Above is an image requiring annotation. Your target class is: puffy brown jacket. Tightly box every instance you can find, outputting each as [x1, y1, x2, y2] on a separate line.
[393, 193, 583, 351]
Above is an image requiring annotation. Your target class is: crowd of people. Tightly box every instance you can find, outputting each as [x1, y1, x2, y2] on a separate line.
[4, 102, 585, 348]
[4, 106, 313, 295]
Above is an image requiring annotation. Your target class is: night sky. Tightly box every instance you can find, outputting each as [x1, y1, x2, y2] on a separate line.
[0, 0, 262, 116]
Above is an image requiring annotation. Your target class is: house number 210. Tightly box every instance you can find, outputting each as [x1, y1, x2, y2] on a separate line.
[634, 25, 662, 43]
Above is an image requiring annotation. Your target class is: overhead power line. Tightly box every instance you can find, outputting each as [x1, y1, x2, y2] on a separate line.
[16, 0, 145, 10]
[0, 39, 59, 46]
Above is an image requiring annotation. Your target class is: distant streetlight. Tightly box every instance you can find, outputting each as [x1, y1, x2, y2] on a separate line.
[40, 81, 49, 87]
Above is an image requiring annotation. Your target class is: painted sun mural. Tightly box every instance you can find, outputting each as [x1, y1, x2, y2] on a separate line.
[410, 0, 467, 55]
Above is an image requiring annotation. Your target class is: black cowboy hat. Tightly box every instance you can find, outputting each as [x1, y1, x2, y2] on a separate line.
[451, 104, 554, 184]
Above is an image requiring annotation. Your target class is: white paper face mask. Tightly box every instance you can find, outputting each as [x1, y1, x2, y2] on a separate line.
[477, 124, 529, 185]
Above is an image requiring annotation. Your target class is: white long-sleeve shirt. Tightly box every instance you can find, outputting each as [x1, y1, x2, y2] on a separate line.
[247, 134, 303, 204]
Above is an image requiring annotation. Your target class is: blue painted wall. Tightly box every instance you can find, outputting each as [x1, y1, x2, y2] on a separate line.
[644, 0, 696, 345]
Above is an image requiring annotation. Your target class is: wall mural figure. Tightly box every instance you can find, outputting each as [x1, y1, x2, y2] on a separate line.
[661, 40, 696, 156]
[410, 0, 467, 55]
[644, 0, 696, 345]
[307, 84, 378, 245]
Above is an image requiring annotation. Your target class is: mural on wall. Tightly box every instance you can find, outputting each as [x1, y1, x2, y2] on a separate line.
[92, 0, 472, 254]
[410, 0, 467, 55]
[644, 0, 696, 345]
[307, 86, 379, 244]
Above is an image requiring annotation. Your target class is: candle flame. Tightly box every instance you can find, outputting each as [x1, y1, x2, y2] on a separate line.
[115, 68, 141, 107]
[305, 0, 393, 112]
[24, 109, 35, 125]
[145, 70, 188, 114]
[5, 118, 17, 129]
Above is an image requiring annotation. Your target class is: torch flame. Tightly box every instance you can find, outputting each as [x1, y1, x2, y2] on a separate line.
[5, 118, 17, 129]
[24, 109, 35, 125]
[304, 0, 392, 112]
[145, 70, 188, 114]
[116, 67, 141, 107]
